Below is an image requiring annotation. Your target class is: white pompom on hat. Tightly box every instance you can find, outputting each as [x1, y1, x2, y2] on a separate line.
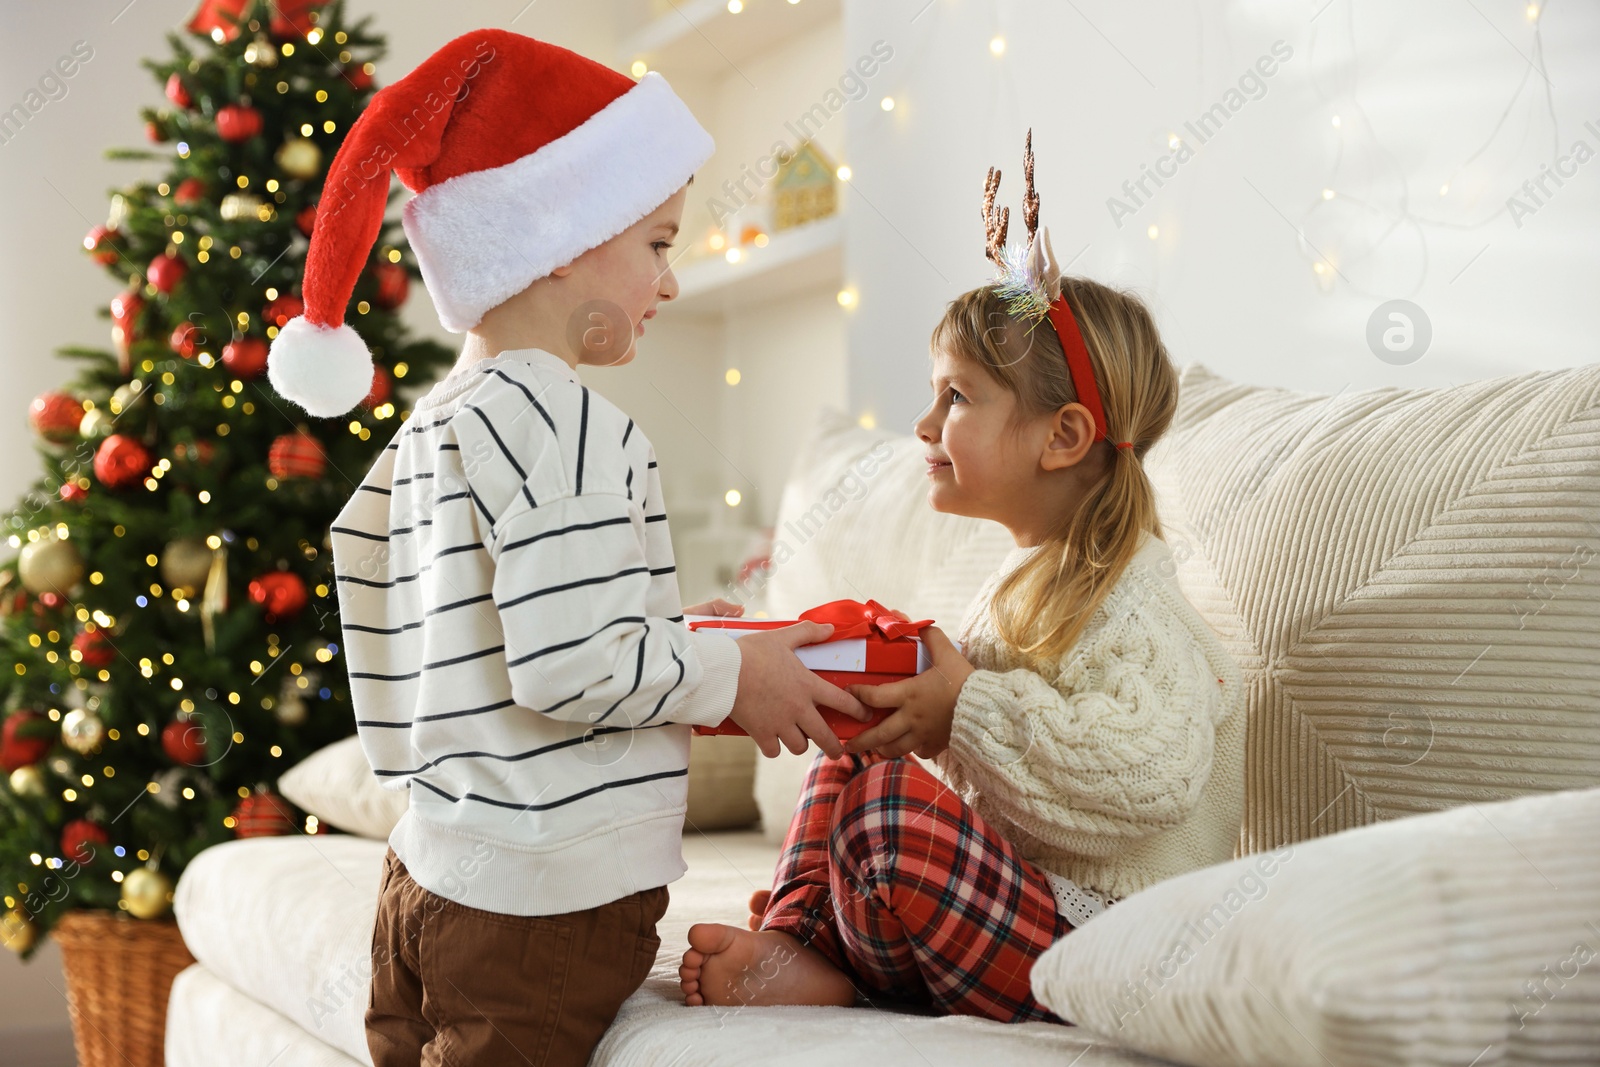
[267, 28, 714, 418]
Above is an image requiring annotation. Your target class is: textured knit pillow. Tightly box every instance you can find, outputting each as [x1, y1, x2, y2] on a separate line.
[760, 406, 1013, 627]
[1143, 363, 1600, 853]
[1029, 784, 1600, 1067]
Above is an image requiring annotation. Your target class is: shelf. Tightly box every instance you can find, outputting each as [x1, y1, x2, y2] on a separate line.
[619, 0, 842, 78]
[670, 214, 843, 314]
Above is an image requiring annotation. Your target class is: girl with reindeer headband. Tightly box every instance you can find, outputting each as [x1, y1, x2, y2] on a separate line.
[679, 132, 1248, 1022]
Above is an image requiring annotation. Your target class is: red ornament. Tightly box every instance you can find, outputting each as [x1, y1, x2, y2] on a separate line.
[189, 0, 324, 42]
[34, 592, 65, 615]
[372, 262, 409, 310]
[94, 434, 154, 489]
[164, 72, 192, 110]
[72, 629, 117, 669]
[344, 63, 373, 91]
[230, 789, 300, 838]
[362, 366, 392, 409]
[248, 571, 308, 621]
[173, 177, 207, 205]
[60, 480, 88, 503]
[222, 336, 269, 378]
[145, 119, 167, 144]
[263, 293, 304, 328]
[83, 225, 121, 266]
[29, 392, 84, 444]
[268, 431, 327, 479]
[61, 820, 110, 866]
[295, 203, 317, 238]
[161, 717, 208, 766]
[215, 103, 263, 143]
[110, 288, 145, 365]
[147, 251, 187, 295]
[171, 321, 205, 358]
[0, 710, 52, 772]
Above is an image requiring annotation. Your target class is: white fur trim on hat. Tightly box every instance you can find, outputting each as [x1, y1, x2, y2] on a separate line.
[400, 72, 714, 333]
[267, 316, 375, 418]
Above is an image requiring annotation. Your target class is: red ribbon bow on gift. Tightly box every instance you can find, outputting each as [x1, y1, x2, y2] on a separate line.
[798, 599, 934, 642]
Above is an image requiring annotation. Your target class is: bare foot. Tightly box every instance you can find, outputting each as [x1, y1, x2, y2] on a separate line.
[679, 923, 855, 1008]
[747, 889, 771, 931]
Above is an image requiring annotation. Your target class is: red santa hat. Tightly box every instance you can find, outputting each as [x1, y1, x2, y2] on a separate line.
[267, 28, 713, 417]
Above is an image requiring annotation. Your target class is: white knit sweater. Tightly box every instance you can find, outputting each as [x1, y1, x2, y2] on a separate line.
[932, 531, 1246, 904]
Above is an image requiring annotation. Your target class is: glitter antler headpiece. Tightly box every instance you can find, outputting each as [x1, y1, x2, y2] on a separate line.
[983, 130, 1130, 449]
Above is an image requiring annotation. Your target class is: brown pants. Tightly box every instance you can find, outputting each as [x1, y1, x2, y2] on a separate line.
[365, 846, 669, 1067]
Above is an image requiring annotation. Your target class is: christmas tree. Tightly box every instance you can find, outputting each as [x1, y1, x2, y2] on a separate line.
[0, 0, 453, 959]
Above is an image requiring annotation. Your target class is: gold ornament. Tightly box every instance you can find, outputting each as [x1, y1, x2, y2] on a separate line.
[0, 909, 36, 955]
[61, 708, 106, 756]
[275, 137, 322, 180]
[201, 541, 229, 654]
[79, 407, 111, 439]
[18, 533, 84, 596]
[219, 192, 267, 222]
[110, 380, 145, 416]
[161, 537, 214, 598]
[120, 867, 174, 919]
[8, 765, 45, 797]
[243, 34, 278, 68]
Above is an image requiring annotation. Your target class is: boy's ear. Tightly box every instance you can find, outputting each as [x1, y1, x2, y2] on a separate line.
[550, 264, 573, 278]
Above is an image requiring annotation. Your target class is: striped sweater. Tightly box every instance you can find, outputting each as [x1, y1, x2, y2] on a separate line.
[329, 348, 743, 916]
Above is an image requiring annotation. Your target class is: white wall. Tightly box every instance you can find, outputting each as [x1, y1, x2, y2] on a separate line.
[843, 0, 1600, 436]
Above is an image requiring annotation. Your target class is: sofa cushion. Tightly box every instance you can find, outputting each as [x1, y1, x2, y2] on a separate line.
[1143, 363, 1600, 851]
[173, 834, 387, 1065]
[1030, 784, 1600, 1067]
[173, 830, 1172, 1067]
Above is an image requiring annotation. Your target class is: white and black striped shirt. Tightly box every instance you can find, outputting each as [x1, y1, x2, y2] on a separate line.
[329, 348, 742, 916]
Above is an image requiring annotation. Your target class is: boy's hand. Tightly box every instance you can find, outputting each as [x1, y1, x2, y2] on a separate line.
[844, 627, 974, 759]
[727, 622, 871, 760]
[684, 597, 744, 618]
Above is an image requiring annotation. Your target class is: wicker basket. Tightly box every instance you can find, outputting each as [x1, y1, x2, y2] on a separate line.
[51, 910, 197, 1067]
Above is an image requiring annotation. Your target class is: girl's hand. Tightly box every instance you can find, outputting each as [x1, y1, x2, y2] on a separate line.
[684, 597, 745, 618]
[844, 627, 974, 759]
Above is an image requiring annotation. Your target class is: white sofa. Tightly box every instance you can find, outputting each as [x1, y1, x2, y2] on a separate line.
[166, 362, 1600, 1066]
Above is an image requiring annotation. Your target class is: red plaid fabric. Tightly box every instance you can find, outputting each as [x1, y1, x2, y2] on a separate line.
[759, 751, 1088, 1023]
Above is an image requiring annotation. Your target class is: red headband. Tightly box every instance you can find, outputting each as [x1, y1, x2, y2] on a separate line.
[1046, 293, 1132, 450]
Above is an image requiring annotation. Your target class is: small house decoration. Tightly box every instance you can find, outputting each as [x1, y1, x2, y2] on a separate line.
[771, 140, 838, 231]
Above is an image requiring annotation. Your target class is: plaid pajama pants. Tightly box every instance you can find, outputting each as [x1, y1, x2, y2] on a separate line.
[757, 750, 1085, 1024]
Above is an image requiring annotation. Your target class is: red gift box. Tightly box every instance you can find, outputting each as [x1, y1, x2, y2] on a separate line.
[687, 599, 939, 741]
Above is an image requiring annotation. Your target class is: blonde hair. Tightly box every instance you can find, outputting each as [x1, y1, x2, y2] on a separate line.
[930, 277, 1179, 662]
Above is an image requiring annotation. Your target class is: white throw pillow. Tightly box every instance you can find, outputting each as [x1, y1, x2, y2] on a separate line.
[1031, 785, 1600, 1067]
[277, 734, 407, 839]
[279, 732, 760, 839]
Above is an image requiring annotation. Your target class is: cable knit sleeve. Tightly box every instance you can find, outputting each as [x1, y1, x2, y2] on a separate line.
[940, 567, 1230, 855]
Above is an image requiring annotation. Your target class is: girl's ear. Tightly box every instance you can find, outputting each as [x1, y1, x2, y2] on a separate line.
[550, 263, 574, 278]
[1040, 402, 1100, 472]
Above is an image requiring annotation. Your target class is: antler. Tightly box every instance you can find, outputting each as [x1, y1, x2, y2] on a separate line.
[1022, 128, 1040, 240]
[982, 165, 1009, 268]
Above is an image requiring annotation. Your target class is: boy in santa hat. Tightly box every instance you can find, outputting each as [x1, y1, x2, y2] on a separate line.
[267, 28, 869, 1067]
